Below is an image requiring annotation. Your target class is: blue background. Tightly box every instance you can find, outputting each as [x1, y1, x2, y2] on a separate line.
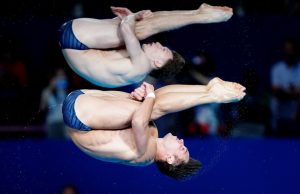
[1, 138, 299, 194]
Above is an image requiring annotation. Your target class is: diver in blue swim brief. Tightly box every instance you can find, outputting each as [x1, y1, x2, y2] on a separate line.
[59, 4, 233, 88]
[64, 79, 245, 180]
[62, 90, 91, 131]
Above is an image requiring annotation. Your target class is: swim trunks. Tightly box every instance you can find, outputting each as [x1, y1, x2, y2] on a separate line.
[59, 20, 89, 50]
[62, 90, 91, 131]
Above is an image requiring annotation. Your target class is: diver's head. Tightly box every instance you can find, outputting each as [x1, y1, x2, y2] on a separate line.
[155, 133, 202, 180]
[142, 42, 185, 79]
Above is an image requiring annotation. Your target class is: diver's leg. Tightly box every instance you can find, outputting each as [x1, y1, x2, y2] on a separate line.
[135, 3, 233, 39]
[151, 78, 245, 120]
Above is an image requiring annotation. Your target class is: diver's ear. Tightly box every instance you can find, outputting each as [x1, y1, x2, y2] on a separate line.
[166, 155, 175, 165]
[153, 60, 163, 68]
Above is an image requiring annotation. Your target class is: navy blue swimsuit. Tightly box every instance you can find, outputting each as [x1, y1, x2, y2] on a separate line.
[59, 20, 89, 50]
[62, 90, 91, 131]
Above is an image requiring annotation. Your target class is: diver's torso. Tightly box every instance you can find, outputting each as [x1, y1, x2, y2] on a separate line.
[62, 49, 146, 88]
[68, 126, 158, 166]
[75, 90, 142, 130]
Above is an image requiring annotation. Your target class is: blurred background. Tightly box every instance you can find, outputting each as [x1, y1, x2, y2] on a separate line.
[1, 0, 300, 193]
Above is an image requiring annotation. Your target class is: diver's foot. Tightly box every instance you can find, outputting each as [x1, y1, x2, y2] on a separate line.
[196, 3, 233, 23]
[208, 77, 246, 103]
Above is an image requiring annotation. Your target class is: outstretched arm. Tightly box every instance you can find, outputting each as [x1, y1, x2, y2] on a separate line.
[131, 83, 156, 156]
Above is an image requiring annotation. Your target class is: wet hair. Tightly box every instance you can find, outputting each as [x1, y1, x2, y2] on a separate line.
[155, 157, 202, 181]
[149, 50, 185, 80]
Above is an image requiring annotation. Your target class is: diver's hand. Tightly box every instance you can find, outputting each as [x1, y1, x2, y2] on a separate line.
[130, 84, 146, 101]
[111, 6, 133, 19]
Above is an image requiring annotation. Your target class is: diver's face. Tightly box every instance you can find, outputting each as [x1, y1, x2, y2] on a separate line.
[163, 133, 189, 164]
[142, 42, 173, 68]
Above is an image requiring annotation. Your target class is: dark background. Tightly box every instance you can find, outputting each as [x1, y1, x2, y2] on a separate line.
[1, 0, 300, 131]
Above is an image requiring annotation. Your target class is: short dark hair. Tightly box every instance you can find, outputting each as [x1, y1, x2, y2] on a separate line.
[149, 50, 185, 80]
[155, 157, 202, 181]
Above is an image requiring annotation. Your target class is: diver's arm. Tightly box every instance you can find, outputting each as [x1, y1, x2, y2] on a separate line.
[119, 15, 142, 57]
[131, 86, 155, 156]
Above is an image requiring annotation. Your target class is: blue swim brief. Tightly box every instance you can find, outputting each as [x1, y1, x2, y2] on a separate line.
[62, 90, 91, 131]
[59, 20, 89, 50]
